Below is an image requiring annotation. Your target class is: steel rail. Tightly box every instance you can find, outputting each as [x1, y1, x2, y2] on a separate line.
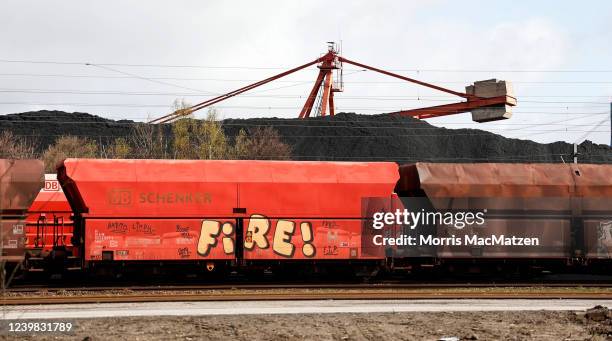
[6, 282, 612, 293]
[3, 289, 612, 305]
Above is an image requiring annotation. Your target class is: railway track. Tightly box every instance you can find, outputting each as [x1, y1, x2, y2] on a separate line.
[3, 284, 612, 305]
[5, 280, 612, 292]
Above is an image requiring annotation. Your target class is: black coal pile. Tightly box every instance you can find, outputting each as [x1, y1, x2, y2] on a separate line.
[0, 110, 135, 149]
[223, 112, 611, 164]
[1, 110, 610, 164]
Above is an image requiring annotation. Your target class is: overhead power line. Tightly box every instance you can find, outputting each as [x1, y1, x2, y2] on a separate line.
[0, 88, 609, 105]
[0, 100, 607, 111]
[1, 73, 612, 85]
[84, 63, 218, 96]
[2, 59, 612, 73]
[573, 117, 610, 143]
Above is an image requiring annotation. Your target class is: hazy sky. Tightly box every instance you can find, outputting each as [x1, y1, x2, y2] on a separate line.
[1, 0, 611, 145]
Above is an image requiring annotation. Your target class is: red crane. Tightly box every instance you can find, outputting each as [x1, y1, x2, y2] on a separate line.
[150, 43, 516, 124]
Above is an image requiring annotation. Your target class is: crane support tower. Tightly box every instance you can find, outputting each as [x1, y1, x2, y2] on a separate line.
[150, 44, 516, 124]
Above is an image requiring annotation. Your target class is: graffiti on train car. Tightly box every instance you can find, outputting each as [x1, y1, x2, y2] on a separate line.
[196, 220, 236, 257]
[197, 214, 316, 258]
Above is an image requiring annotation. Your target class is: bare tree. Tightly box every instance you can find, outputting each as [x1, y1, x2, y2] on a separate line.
[243, 126, 291, 160]
[43, 136, 98, 172]
[130, 123, 167, 159]
[105, 137, 132, 159]
[172, 98, 193, 119]
[0, 131, 38, 159]
[231, 128, 249, 159]
[171, 99, 199, 159]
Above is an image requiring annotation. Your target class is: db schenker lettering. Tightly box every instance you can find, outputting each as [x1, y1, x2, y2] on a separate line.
[139, 192, 212, 204]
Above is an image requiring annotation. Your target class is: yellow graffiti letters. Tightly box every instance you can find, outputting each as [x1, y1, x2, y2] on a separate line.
[197, 220, 220, 257]
[300, 222, 316, 257]
[197, 215, 317, 258]
[244, 214, 270, 250]
[221, 222, 234, 254]
[273, 220, 295, 257]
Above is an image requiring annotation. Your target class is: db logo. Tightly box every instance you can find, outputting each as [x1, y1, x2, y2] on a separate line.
[109, 189, 132, 206]
[44, 180, 60, 191]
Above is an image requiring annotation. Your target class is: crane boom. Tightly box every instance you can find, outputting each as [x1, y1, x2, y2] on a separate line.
[149, 57, 324, 124]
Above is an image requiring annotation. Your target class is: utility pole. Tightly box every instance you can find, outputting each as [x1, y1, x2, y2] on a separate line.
[609, 102, 611, 147]
[573, 143, 578, 164]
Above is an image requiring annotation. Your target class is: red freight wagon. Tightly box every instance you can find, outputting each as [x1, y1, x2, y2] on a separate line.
[58, 159, 399, 265]
[25, 174, 76, 271]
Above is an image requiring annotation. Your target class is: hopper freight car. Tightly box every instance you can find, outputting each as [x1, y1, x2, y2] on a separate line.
[57, 159, 399, 276]
[391, 163, 612, 274]
[0, 159, 44, 281]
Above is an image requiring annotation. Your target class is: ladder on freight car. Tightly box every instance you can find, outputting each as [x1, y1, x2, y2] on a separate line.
[27, 215, 80, 273]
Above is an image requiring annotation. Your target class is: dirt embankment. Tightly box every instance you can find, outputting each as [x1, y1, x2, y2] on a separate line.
[4, 308, 612, 340]
[578, 305, 612, 339]
[1, 110, 610, 163]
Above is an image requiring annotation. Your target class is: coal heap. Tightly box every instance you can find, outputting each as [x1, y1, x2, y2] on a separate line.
[224, 112, 611, 163]
[0, 110, 134, 148]
[1, 110, 610, 164]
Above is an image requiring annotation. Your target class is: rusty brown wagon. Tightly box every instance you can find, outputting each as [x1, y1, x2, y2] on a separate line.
[0, 159, 44, 282]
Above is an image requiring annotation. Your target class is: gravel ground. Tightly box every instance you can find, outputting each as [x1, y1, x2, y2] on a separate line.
[1, 306, 611, 341]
